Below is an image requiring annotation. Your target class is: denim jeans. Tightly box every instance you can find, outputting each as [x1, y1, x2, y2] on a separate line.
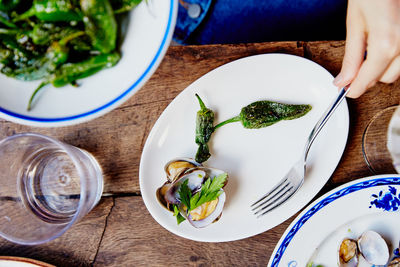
[174, 0, 347, 45]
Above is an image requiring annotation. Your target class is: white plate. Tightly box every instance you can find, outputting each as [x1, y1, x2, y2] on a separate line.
[269, 175, 400, 266]
[0, 257, 54, 267]
[139, 54, 349, 242]
[0, 0, 178, 127]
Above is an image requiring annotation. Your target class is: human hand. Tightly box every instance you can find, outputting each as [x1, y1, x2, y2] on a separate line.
[333, 0, 400, 98]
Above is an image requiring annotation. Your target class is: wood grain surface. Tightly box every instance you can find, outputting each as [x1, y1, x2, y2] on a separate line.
[0, 41, 399, 266]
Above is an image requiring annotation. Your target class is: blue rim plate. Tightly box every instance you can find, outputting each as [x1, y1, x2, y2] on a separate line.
[0, 0, 178, 127]
[269, 174, 400, 266]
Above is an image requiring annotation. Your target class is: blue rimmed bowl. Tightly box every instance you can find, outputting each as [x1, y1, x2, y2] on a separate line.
[0, 0, 178, 127]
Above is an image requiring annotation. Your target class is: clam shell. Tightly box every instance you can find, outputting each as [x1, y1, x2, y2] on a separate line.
[156, 182, 173, 211]
[187, 190, 226, 228]
[164, 158, 201, 183]
[358, 230, 389, 265]
[164, 168, 207, 204]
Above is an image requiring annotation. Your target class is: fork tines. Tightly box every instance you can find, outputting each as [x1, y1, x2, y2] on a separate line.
[251, 177, 294, 218]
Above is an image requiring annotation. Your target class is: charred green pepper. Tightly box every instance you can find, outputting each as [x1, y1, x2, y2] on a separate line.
[28, 52, 120, 110]
[0, 0, 140, 111]
[194, 94, 214, 163]
[193, 95, 312, 163]
[80, 0, 117, 53]
[214, 101, 312, 130]
[52, 52, 120, 87]
[14, 0, 82, 22]
[1, 31, 84, 81]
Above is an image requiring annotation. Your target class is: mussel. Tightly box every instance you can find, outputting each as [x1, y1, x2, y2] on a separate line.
[338, 230, 389, 266]
[156, 158, 228, 228]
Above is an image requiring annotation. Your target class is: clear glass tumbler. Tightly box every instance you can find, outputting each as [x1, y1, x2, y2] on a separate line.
[0, 133, 103, 245]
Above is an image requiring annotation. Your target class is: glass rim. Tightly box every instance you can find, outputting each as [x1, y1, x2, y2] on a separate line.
[0, 132, 89, 245]
[361, 106, 398, 175]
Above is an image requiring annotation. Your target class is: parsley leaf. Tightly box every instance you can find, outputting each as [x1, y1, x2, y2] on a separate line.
[178, 179, 192, 210]
[190, 173, 227, 211]
[208, 173, 228, 192]
[173, 205, 186, 224]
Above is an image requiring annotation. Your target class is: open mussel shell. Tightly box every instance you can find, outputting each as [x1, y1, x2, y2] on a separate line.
[164, 158, 201, 183]
[338, 230, 389, 267]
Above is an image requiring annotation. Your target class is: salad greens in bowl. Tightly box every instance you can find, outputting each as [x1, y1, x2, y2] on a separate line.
[0, 0, 178, 127]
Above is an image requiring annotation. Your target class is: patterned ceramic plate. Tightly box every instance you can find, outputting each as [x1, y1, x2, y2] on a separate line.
[269, 175, 400, 266]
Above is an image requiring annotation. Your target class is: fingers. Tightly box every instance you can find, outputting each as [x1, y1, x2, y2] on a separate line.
[347, 40, 396, 98]
[380, 56, 400, 83]
[334, 0, 366, 88]
[334, 34, 366, 88]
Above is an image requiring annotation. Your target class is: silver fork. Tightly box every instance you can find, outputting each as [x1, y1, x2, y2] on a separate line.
[251, 86, 349, 217]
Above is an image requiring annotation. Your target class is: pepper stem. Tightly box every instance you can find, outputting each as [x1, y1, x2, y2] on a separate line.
[13, 6, 35, 22]
[27, 82, 48, 111]
[195, 93, 206, 110]
[59, 31, 85, 46]
[213, 115, 241, 130]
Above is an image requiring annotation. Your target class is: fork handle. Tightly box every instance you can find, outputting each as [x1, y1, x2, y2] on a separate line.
[303, 85, 349, 162]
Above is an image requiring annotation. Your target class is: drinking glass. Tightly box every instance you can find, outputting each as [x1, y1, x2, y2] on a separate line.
[0, 133, 103, 245]
[362, 105, 400, 174]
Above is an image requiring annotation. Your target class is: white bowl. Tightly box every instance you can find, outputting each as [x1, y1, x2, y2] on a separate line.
[0, 0, 178, 127]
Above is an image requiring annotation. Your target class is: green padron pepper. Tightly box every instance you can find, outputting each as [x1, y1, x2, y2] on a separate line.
[195, 94, 214, 163]
[214, 101, 312, 130]
[1, 31, 84, 82]
[14, 0, 82, 22]
[80, 0, 117, 53]
[28, 52, 121, 110]
[51, 52, 120, 87]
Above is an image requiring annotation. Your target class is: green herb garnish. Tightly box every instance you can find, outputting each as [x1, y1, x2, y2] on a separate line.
[178, 179, 192, 210]
[173, 205, 186, 224]
[178, 173, 228, 213]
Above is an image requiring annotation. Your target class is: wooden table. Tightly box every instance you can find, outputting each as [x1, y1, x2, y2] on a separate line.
[0, 41, 398, 266]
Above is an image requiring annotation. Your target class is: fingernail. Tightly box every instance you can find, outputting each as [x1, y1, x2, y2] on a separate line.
[333, 73, 343, 86]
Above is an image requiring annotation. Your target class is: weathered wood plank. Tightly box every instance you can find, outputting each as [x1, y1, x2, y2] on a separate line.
[94, 196, 293, 266]
[0, 198, 113, 267]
